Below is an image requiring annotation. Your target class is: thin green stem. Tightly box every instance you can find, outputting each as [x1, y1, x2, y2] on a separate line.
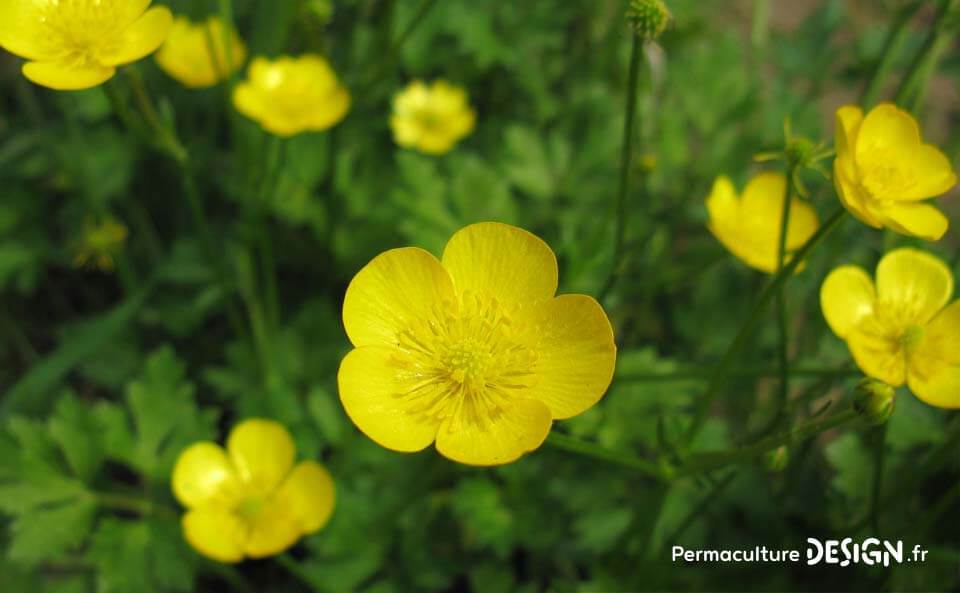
[277, 553, 327, 593]
[126, 69, 186, 161]
[665, 471, 738, 545]
[868, 424, 888, 534]
[751, 0, 771, 50]
[545, 433, 664, 480]
[860, 1, 924, 107]
[257, 136, 284, 332]
[894, 0, 958, 112]
[600, 34, 643, 300]
[363, 0, 439, 90]
[683, 209, 848, 446]
[94, 492, 158, 516]
[217, 0, 238, 85]
[773, 165, 797, 428]
[616, 365, 860, 383]
[681, 408, 860, 476]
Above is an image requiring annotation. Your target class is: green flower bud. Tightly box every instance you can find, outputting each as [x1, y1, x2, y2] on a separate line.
[853, 378, 895, 425]
[627, 0, 671, 41]
[763, 446, 789, 472]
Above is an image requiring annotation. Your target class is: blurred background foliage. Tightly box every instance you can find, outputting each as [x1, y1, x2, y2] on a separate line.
[0, 0, 959, 591]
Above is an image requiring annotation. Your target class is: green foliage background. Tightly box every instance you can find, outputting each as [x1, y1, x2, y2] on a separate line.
[1, 0, 959, 591]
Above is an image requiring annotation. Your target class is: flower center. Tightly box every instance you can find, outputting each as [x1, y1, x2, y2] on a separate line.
[235, 496, 264, 520]
[860, 149, 917, 198]
[40, 0, 128, 65]
[900, 324, 925, 353]
[393, 292, 539, 427]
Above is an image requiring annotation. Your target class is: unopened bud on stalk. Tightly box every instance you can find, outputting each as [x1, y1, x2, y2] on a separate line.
[853, 378, 895, 425]
[627, 0, 671, 41]
[763, 446, 789, 472]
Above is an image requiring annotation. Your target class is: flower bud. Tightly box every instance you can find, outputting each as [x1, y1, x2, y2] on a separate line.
[853, 378, 895, 425]
[763, 446, 789, 472]
[627, 0, 671, 41]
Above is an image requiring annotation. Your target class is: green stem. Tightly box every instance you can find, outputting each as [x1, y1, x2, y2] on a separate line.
[894, 0, 958, 112]
[126, 69, 186, 161]
[860, 1, 924, 107]
[751, 0, 771, 50]
[773, 165, 798, 428]
[363, 0, 439, 90]
[681, 408, 860, 476]
[545, 433, 664, 480]
[683, 209, 848, 446]
[868, 424, 888, 534]
[665, 471, 738, 545]
[277, 553, 327, 593]
[616, 365, 859, 383]
[94, 492, 156, 516]
[600, 34, 643, 300]
[257, 136, 284, 333]
[217, 0, 238, 85]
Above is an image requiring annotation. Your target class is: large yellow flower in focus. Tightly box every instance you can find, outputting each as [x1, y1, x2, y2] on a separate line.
[155, 16, 246, 88]
[834, 103, 957, 240]
[232, 54, 350, 137]
[390, 80, 476, 155]
[821, 248, 960, 409]
[172, 419, 336, 563]
[0, 0, 172, 90]
[705, 172, 820, 274]
[338, 222, 617, 466]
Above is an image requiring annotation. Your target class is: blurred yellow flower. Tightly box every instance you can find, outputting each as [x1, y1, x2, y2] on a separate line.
[834, 103, 956, 240]
[233, 54, 350, 137]
[390, 80, 476, 155]
[821, 248, 960, 409]
[74, 217, 128, 271]
[0, 0, 172, 90]
[705, 172, 820, 273]
[155, 16, 246, 88]
[338, 222, 617, 466]
[172, 419, 336, 563]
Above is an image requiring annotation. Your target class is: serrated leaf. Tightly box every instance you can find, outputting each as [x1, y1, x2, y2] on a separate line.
[48, 392, 105, 482]
[7, 498, 96, 565]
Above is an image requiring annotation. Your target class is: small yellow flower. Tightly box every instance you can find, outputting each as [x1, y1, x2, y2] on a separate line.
[834, 103, 957, 240]
[0, 0, 173, 90]
[338, 222, 617, 466]
[390, 80, 476, 155]
[232, 54, 350, 137]
[705, 172, 820, 273]
[155, 16, 246, 88]
[172, 419, 336, 563]
[74, 217, 128, 271]
[821, 248, 960, 409]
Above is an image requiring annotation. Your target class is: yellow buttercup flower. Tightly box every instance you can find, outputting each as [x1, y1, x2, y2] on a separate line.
[232, 54, 350, 137]
[172, 419, 336, 563]
[705, 172, 820, 273]
[338, 222, 617, 466]
[834, 103, 957, 240]
[155, 16, 246, 88]
[74, 217, 128, 271]
[821, 248, 960, 409]
[390, 80, 476, 155]
[0, 0, 173, 90]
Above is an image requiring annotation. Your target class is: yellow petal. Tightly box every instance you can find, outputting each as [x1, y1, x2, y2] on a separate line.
[441, 222, 558, 307]
[342, 247, 456, 348]
[705, 176, 738, 228]
[435, 398, 552, 466]
[820, 266, 876, 339]
[172, 442, 243, 510]
[923, 300, 960, 365]
[834, 105, 863, 160]
[227, 419, 296, 496]
[22, 60, 116, 91]
[848, 333, 906, 387]
[522, 295, 616, 419]
[740, 171, 787, 216]
[100, 6, 173, 66]
[182, 510, 247, 563]
[232, 83, 267, 123]
[244, 500, 302, 559]
[0, 0, 60, 60]
[876, 248, 953, 325]
[898, 144, 957, 201]
[833, 160, 884, 228]
[908, 365, 960, 409]
[337, 346, 441, 452]
[856, 103, 921, 164]
[307, 86, 351, 131]
[784, 198, 819, 250]
[273, 461, 336, 534]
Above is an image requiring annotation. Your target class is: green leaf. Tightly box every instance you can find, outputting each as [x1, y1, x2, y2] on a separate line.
[451, 477, 513, 556]
[824, 432, 872, 504]
[6, 498, 96, 565]
[48, 392, 105, 482]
